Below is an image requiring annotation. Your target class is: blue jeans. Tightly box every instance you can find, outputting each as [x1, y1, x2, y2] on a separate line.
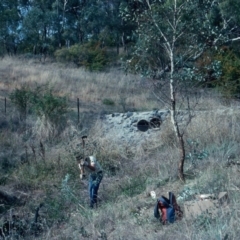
[88, 171, 103, 208]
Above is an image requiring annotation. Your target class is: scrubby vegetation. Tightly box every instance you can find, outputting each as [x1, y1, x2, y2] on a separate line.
[54, 41, 109, 71]
[10, 85, 68, 124]
[0, 57, 240, 239]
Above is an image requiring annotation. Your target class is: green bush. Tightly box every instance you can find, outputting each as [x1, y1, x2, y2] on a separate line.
[54, 41, 108, 71]
[10, 85, 68, 125]
[33, 90, 68, 124]
[196, 47, 240, 98]
[102, 98, 115, 106]
[214, 48, 240, 98]
[10, 85, 32, 120]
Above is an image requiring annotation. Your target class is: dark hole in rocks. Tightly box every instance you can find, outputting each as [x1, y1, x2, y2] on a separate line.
[137, 119, 149, 132]
[150, 117, 162, 128]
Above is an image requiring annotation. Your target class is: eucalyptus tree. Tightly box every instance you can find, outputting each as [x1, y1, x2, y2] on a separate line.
[219, 0, 240, 27]
[50, 0, 85, 47]
[72, 0, 131, 49]
[51, 0, 126, 48]
[0, 0, 23, 55]
[121, 0, 240, 181]
[23, 0, 83, 49]
[218, 0, 240, 52]
[21, 0, 56, 55]
[0, 0, 138, 55]
[55, 0, 136, 52]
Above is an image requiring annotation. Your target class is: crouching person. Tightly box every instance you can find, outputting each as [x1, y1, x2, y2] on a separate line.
[154, 192, 183, 224]
[78, 155, 103, 209]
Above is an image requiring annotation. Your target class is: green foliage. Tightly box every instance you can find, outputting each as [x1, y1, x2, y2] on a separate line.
[33, 90, 68, 124]
[193, 214, 213, 232]
[197, 47, 240, 98]
[54, 45, 81, 65]
[196, 167, 229, 194]
[45, 189, 69, 223]
[195, 50, 218, 84]
[54, 41, 108, 71]
[120, 175, 147, 197]
[186, 139, 209, 166]
[10, 85, 68, 125]
[9, 85, 31, 120]
[214, 48, 240, 98]
[0, 156, 14, 173]
[102, 98, 115, 106]
[98, 28, 116, 47]
[45, 173, 87, 222]
[220, 0, 240, 24]
[61, 174, 76, 203]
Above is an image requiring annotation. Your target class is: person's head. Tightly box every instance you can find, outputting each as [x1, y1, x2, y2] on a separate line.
[85, 156, 90, 164]
[76, 155, 82, 162]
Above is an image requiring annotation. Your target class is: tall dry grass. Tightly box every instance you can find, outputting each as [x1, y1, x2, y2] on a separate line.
[0, 57, 159, 113]
[1, 57, 240, 239]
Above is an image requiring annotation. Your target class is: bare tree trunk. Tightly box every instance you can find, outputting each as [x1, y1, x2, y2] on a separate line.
[169, 49, 185, 182]
[170, 97, 186, 181]
[122, 32, 125, 51]
[178, 135, 185, 181]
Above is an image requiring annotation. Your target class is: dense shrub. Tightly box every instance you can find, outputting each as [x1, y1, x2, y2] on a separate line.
[9, 85, 32, 120]
[214, 48, 240, 98]
[33, 90, 68, 124]
[54, 41, 108, 71]
[196, 47, 240, 98]
[102, 98, 115, 106]
[10, 85, 68, 125]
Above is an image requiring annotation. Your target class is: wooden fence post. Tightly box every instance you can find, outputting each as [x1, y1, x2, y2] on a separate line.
[40, 141, 45, 162]
[77, 98, 80, 124]
[4, 97, 6, 115]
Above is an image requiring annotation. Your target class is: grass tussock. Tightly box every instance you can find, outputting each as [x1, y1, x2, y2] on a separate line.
[1, 57, 240, 239]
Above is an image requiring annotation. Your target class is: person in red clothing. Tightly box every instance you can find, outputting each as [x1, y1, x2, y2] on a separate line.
[154, 192, 183, 224]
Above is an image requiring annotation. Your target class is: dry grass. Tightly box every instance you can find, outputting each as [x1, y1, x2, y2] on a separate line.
[186, 109, 240, 159]
[0, 57, 159, 113]
[1, 57, 240, 239]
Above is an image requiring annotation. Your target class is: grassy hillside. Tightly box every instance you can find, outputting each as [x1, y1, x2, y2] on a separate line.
[0, 57, 240, 240]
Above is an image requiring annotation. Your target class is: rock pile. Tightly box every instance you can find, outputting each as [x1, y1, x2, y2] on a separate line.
[100, 109, 170, 146]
